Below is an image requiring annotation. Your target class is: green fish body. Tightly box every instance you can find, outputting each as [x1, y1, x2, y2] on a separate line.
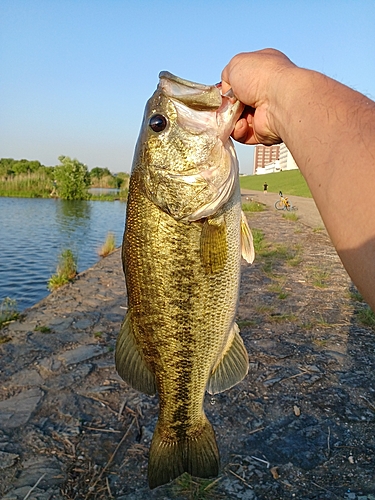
[116, 72, 254, 488]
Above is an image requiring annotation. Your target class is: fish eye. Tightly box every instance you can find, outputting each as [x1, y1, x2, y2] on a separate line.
[149, 114, 167, 133]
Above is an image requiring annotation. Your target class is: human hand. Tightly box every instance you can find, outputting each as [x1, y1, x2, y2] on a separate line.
[221, 49, 296, 145]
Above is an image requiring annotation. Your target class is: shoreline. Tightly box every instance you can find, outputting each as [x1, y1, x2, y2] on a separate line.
[1, 207, 375, 498]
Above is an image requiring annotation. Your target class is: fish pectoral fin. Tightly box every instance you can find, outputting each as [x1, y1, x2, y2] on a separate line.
[200, 217, 228, 274]
[207, 323, 249, 395]
[115, 313, 156, 396]
[241, 210, 255, 264]
[148, 417, 219, 489]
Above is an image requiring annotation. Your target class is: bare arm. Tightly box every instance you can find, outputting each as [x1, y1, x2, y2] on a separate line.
[222, 49, 375, 310]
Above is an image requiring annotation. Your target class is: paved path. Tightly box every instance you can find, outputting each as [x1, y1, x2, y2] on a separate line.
[241, 189, 326, 232]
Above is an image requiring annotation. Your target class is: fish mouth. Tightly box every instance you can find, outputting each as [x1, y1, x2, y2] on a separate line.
[159, 72, 222, 111]
[159, 71, 244, 142]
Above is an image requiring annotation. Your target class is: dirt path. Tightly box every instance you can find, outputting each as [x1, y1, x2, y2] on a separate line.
[1, 205, 374, 500]
[241, 189, 326, 231]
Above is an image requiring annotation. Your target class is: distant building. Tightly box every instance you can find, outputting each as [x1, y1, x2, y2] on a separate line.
[279, 143, 298, 171]
[253, 143, 298, 175]
[253, 145, 280, 174]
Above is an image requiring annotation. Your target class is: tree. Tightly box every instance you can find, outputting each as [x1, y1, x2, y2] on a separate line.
[54, 156, 91, 200]
[90, 166, 111, 179]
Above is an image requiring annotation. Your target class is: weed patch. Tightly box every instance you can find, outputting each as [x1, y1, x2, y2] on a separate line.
[308, 267, 330, 288]
[173, 473, 220, 499]
[357, 306, 375, 328]
[48, 249, 77, 291]
[98, 232, 116, 257]
[242, 201, 265, 213]
[0, 297, 19, 329]
[34, 325, 52, 333]
[282, 212, 299, 222]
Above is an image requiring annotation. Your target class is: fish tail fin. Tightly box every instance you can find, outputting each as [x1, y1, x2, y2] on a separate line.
[148, 416, 219, 489]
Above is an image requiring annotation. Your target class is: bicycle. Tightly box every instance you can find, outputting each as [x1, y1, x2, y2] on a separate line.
[275, 191, 297, 211]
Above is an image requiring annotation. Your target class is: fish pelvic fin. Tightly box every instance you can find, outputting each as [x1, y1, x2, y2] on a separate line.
[241, 210, 255, 264]
[115, 313, 157, 396]
[207, 323, 249, 395]
[200, 216, 228, 274]
[148, 416, 219, 489]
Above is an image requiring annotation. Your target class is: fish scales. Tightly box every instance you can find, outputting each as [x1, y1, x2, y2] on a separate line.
[116, 72, 254, 489]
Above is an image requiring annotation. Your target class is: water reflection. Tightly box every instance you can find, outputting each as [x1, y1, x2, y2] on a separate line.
[57, 199, 92, 221]
[0, 197, 126, 311]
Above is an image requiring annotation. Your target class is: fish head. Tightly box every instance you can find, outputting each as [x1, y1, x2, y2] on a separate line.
[132, 72, 244, 221]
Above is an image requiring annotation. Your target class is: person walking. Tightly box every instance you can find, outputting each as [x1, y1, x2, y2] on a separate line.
[263, 182, 268, 194]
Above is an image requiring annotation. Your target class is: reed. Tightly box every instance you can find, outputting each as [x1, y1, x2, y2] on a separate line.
[98, 232, 117, 257]
[0, 171, 52, 197]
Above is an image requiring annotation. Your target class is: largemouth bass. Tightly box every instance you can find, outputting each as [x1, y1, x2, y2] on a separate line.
[115, 72, 254, 489]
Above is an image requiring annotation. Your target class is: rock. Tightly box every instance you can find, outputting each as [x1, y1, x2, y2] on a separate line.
[13, 456, 65, 488]
[57, 344, 105, 366]
[43, 363, 92, 390]
[0, 388, 43, 429]
[0, 450, 19, 469]
[7, 368, 44, 387]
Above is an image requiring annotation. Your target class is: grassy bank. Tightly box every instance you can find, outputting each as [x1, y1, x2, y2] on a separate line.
[239, 169, 312, 198]
[0, 171, 53, 198]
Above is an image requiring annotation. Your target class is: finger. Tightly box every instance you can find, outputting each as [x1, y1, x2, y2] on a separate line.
[231, 118, 253, 143]
[220, 78, 231, 95]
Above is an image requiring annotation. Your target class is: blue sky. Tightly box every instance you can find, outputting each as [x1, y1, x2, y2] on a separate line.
[1, 0, 374, 175]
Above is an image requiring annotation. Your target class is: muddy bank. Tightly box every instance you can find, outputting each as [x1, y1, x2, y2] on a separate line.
[1, 207, 374, 500]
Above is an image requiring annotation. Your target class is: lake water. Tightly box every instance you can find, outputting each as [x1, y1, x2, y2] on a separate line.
[0, 197, 126, 312]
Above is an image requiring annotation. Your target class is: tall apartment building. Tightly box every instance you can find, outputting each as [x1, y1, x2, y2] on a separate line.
[279, 143, 298, 171]
[253, 144, 280, 174]
[253, 143, 298, 174]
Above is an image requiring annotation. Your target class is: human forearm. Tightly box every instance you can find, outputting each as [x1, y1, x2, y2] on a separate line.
[222, 50, 375, 308]
[272, 68, 375, 306]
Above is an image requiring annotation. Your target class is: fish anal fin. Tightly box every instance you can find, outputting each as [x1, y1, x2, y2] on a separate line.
[148, 417, 219, 489]
[200, 217, 227, 274]
[241, 210, 255, 264]
[207, 323, 249, 395]
[115, 313, 156, 396]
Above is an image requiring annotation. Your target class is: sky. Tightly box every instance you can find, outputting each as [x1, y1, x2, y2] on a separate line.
[1, 0, 374, 175]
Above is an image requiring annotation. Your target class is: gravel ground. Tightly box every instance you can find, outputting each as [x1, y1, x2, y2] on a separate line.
[1, 203, 374, 500]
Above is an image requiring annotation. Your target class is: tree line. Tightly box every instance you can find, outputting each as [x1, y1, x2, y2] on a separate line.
[0, 157, 129, 200]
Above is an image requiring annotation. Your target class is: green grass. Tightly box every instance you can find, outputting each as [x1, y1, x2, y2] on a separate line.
[251, 228, 266, 253]
[173, 473, 219, 499]
[356, 306, 375, 328]
[282, 212, 299, 222]
[240, 169, 312, 198]
[48, 249, 77, 291]
[241, 200, 265, 212]
[34, 325, 52, 333]
[0, 297, 19, 329]
[0, 171, 53, 198]
[308, 267, 330, 288]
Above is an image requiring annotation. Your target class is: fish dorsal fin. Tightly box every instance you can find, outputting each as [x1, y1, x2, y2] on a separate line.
[115, 313, 157, 396]
[207, 323, 249, 395]
[241, 211, 255, 264]
[200, 216, 227, 274]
